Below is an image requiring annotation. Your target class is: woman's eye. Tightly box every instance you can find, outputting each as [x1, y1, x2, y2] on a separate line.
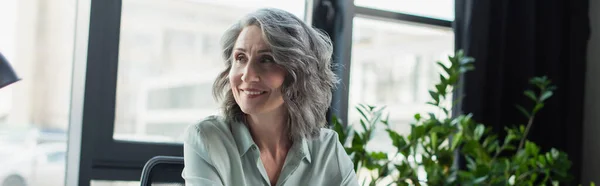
[235, 54, 246, 63]
[261, 56, 274, 63]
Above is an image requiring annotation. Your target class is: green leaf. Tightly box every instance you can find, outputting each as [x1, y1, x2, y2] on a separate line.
[428, 113, 437, 121]
[357, 104, 368, 112]
[436, 84, 447, 98]
[378, 164, 390, 177]
[431, 132, 438, 151]
[460, 56, 475, 65]
[426, 101, 438, 106]
[356, 107, 368, 122]
[370, 109, 383, 127]
[456, 49, 464, 58]
[447, 73, 459, 85]
[396, 163, 413, 178]
[538, 154, 547, 167]
[442, 108, 450, 116]
[351, 132, 364, 148]
[451, 131, 463, 150]
[524, 90, 537, 101]
[529, 76, 542, 86]
[364, 159, 378, 170]
[465, 156, 477, 171]
[504, 144, 516, 151]
[387, 129, 409, 153]
[429, 90, 440, 104]
[551, 148, 559, 159]
[533, 103, 545, 115]
[440, 74, 448, 84]
[413, 125, 426, 139]
[504, 132, 517, 145]
[546, 152, 555, 165]
[516, 105, 531, 117]
[414, 113, 421, 121]
[458, 171, 474, 181]
[360, 119, 368, 134]
[384, 113, 390, 124]
[483, 135, 497, 147]
[429, 126, 447, 133]
[503, 159, 511, 173]
[486, 141, 499, 154]
[473, 176, 488, 184]
[525, 141, 540, 156]
[540, 91, 553, 101]
[449, 55, 458, 65]
[474, 124, 485, 140]
[370, 151, 388, 160]
[438, 61, 451, 75]
[460, 64, 475, 73]
[462, 141, 478, 157]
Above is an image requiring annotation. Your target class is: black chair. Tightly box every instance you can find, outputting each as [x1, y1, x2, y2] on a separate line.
[140, 156, 185, 186]
[0, 52, 21, 89]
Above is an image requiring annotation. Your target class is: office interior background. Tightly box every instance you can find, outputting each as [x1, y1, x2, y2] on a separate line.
[0, 0, 597, 185]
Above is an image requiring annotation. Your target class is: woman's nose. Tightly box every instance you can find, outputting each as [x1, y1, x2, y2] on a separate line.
[241, 62, 260, 82]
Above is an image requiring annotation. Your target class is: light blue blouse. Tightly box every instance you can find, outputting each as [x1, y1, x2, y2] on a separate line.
[182, 116, 358, 186]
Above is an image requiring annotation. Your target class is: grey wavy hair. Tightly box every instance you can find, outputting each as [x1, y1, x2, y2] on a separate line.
[212, 8, 338, 140]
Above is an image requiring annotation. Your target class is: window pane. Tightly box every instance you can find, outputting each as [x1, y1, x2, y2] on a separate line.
[348, 17, 454, 184]
[0, 0, 75, 186]
[114, 0, 306, 143]
[355, 0, 454, 21]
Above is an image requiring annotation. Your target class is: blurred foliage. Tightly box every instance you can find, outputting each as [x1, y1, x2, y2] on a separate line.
[333, 50, 592, 186]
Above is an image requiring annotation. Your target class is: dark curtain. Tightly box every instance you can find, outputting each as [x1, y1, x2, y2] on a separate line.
[454, 0, 589, 184]
[313, 0, 354, 126]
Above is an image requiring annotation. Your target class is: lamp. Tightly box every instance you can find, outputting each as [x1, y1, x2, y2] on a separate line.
[0, 52, 20, 89]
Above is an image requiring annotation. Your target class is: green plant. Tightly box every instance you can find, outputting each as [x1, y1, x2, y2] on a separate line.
[333, 50, 589, 185]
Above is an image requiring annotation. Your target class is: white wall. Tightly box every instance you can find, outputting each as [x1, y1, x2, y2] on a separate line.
[582, 0, 600, 183]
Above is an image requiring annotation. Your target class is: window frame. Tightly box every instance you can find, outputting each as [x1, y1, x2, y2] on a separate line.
[75, 0, 183, 184]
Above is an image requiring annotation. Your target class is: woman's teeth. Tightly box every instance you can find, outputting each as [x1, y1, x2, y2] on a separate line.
[243, 90, 264, 95]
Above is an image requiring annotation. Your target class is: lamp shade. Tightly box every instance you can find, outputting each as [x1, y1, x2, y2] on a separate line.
[0, 52, 20, 89]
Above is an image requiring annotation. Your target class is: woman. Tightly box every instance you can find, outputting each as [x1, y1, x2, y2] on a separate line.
[182, 8, 358, 186]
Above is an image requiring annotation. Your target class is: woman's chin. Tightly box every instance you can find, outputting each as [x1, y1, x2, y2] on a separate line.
[239, 106, 260, 115]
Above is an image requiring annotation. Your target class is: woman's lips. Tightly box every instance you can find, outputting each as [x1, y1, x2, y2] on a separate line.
[241, 88, 267, 98]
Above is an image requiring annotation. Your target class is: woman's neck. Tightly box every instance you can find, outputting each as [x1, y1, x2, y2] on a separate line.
[246, 107, 291, 158]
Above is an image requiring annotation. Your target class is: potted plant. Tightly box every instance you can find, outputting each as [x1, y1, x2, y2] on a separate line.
[333, 50, 591, 186]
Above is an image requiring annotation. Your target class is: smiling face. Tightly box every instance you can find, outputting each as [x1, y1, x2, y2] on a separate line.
[229, 25, 287, 116]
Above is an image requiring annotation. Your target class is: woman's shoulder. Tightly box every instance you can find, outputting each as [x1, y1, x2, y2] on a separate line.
[188, 115, 228, 130]
[314, 128, 340, 143]
[183, 115, 233, 145]
[305, 128, 355, 181]
[305, 128, 345, 155]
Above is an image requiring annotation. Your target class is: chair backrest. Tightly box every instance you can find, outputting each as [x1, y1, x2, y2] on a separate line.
[140, 156, 185, 186]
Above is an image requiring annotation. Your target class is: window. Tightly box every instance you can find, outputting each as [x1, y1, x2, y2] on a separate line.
[0, 0, 76, 186]
[47, 151, 67, 164]
[314, 1, 454, 185]
[348, 17, 454, 136]
[348, 16, 454, 185]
